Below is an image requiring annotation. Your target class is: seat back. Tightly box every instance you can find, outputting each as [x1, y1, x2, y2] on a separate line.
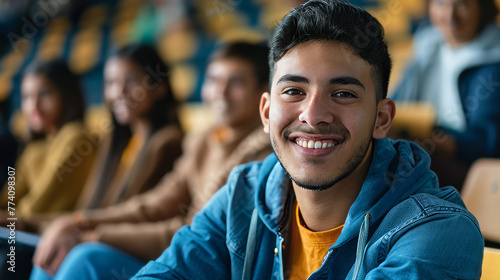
[482, 247, 500, 279]
[389, 102, 436, 139]
[461, 159, 500, 243]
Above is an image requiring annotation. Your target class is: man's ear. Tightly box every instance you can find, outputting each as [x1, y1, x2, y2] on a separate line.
[260, 92, 271, 134]
[372, 98, 396, 139]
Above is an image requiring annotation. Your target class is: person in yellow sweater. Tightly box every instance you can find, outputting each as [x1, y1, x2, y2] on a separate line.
[17, 44, 184, 233]
[0, 60, 96, 221]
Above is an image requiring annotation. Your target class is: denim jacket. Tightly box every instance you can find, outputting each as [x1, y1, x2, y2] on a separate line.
[133, 138, 483, 279]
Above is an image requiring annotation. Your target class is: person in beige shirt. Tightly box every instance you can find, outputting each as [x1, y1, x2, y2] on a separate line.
[31, 41, 273, 279]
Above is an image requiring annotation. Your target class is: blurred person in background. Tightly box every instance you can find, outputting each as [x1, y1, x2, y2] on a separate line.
[391, 0, 500, 189]
[0, 59, 96, 220]
[30, 41, 273, 279]
[1, 43, 184, 279]
[16, 44, 184, 234]
[72, 44, 184, 211]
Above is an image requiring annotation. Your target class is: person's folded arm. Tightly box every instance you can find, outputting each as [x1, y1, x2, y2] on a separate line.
[132, 184, 231, 280]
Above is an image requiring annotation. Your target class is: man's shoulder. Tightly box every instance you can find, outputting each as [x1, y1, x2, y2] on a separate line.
[410, 188, 467, 211]
[378, 187, 481, 239]
[359, 188, 483, 279]
[410, 190, 479, 231]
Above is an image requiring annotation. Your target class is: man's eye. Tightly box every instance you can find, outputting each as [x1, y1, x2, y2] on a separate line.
[334, 91, 355, 98]
[283, 89, 303, 95]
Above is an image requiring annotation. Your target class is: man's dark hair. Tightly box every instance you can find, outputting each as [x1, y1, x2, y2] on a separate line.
[269, 0, 391, 101]
[209, 41, 270, 87]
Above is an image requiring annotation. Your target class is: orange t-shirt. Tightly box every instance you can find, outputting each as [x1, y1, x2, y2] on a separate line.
[284, 203, 344, 280]
[113, 134, 144, 183]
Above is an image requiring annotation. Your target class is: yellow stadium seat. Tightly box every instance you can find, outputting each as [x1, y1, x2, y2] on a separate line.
[389, 102, 436, 140]
[482, 247, 500, 280]
[461, 159, 500, 244]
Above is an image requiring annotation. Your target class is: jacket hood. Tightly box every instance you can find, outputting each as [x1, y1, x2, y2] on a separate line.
[254, 138, 448, 243]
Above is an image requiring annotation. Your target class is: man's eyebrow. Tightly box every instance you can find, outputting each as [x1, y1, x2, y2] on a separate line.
[330, 76, 365, 90]
[276, 74, 309, 85]
[276, 74, 365, 90]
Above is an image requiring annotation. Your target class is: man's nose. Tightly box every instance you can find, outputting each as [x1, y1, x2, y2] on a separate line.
[213, 80, 231, 100]
[32, 94, 42, 111]
[298, 93, 335, 127]
[442, 2, 458, 23]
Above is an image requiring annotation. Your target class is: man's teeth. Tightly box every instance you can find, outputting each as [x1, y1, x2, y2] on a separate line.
[296, 140, 335, 149]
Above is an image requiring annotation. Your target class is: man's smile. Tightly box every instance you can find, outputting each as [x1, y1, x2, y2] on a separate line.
[288, 133, 345, 157]
[295, 139, 336, 149]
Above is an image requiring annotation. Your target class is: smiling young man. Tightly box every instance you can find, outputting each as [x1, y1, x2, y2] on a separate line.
[133, 1, 484, 279]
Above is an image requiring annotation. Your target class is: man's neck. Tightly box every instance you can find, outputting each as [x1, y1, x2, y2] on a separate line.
[292, 143, 374, 232]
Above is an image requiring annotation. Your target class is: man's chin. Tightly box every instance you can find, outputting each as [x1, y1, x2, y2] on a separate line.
[288, 175, 336, 192]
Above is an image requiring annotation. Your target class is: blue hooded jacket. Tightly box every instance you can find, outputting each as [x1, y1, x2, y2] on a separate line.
[133, 138, 483, 279]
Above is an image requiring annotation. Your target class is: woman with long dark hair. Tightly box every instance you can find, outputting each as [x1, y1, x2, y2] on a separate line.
[75, 44, 184, 210]
[0, 60, 96, 218]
